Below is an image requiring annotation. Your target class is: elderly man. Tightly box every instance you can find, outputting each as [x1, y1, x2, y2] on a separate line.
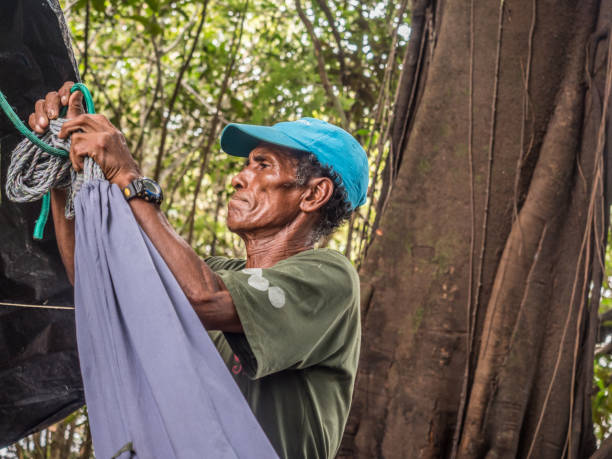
[30, 81, 368, 459]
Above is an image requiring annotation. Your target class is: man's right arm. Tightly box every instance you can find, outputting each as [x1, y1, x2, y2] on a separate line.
[32, 82, 243, 333]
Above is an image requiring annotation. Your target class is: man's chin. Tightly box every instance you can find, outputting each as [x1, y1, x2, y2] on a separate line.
[226, 218, 250, 235]
[227, 203, 255, 231]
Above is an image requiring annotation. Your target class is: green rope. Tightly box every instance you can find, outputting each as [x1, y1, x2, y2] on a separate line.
[33, 192, 51, 239]
[0, 83, 96, 239]
[0, 91, 68, 158]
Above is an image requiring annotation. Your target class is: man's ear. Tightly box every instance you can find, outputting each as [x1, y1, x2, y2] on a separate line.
[299, 177, 334, 213]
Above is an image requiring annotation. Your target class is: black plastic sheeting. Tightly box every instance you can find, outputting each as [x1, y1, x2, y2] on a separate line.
[0, 1, 84, 448]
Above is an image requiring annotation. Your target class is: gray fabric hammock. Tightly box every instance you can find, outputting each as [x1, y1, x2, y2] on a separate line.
[74, 180, 277, 458]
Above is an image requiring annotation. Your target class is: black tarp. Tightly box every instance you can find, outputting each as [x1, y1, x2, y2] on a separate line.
[0, 0, 84, 448]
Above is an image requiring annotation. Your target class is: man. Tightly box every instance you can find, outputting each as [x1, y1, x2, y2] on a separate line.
[29, 81, 368, 458]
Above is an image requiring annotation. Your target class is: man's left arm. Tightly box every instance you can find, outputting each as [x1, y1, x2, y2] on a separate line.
[59, 113, 243, 333]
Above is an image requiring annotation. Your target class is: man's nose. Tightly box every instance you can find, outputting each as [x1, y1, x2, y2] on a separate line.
[231, 169, 247, 190]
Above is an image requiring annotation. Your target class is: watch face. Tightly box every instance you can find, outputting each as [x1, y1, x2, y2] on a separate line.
[142, 179, 161, 194]
[141, 178, 163, 202]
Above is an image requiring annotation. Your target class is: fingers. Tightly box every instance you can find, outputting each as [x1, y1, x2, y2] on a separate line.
[28, 112, 42, 134]
[58, 81, 75, 106]
[59, 114, 109, 138]
[28, 81, 74, 134]
[67, 125, 136, 185]
[44, 91, 61, 119]
[59, 114, 89, 138]
[30, 99, 48, 133]
[69, 132, 89, 172]
[67, 91, 84, 119]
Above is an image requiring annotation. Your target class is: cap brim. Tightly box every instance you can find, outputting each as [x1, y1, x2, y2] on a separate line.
[220, 123, 309, 157]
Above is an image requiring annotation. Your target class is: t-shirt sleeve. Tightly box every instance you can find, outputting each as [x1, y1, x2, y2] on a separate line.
[212, 250, 359, 379]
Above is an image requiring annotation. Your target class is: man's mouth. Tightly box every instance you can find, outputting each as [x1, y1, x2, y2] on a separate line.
[230, 194, 249, 205]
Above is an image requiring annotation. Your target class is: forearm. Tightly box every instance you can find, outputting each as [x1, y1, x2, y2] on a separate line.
[127, 197, 214, 296]
[123, 187, 242, 332]
[50, 188, 75, 284]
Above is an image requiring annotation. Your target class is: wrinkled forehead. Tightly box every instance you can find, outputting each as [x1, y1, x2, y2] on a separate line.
[254, 141, 303, 156]
[247, 141, 305, 165]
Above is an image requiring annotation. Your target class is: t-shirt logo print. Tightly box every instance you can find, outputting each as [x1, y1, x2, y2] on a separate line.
[231, 354, 243, 375]
[242, 268, 286, 308]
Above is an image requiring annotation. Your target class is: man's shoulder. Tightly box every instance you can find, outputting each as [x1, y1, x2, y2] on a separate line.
[277, 248, 360, 304]
[281, 248, 356, 272]
[207, 249, 359, 303]
[290, 247, 352, 262]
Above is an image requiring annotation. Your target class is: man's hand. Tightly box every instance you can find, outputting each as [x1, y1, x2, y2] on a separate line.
[59, 114, 140, 187]
[29, 81, 84, 133]
[28, 81, 140, 187]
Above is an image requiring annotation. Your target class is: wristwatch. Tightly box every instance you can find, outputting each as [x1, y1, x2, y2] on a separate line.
[122, 177, 163, 205]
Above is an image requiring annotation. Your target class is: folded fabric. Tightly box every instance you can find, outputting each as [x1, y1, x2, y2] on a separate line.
[74, 180, 278, 459]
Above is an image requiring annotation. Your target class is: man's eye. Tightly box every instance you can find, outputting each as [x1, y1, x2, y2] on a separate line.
[259, 163, 269, 169]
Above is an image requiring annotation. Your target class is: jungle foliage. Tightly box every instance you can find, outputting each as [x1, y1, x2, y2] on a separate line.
[3, 0, 612, 457]
[4, 0, 408, 456]
[59, 0, 408, 263]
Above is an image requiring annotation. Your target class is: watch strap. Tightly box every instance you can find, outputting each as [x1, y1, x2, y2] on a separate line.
[122, 177, 163, 205]
[123, 181, 139, 201]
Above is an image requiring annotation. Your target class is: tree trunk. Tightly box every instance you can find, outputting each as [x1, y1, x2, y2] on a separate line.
[341, 1, 612, 457]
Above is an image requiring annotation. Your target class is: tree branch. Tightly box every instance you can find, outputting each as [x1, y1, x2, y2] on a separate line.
[153, 1, 208, 181]
[185, 1, 248, 244]
[132, 37, 163, 164]
[595, 340, 612, 357]
[295, 0, 348, 128]
[600, 308, 612, 323]
[87, 66, 122, 123]
[82, 0, 90, 80]
[352, 0, 410, 263]
[180, 80, 230, 125]
[313, 0, 347, 84]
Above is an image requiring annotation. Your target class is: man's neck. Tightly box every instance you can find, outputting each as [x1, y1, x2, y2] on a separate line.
[242, 224, 315, 268]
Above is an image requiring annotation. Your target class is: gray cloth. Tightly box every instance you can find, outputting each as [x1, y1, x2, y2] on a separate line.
[74, 180, 278, 459]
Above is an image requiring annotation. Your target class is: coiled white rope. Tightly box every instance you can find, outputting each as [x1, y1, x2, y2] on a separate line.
[5, 118, 104, 218]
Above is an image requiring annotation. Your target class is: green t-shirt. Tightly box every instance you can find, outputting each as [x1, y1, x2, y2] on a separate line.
[205, 248, 361, 459]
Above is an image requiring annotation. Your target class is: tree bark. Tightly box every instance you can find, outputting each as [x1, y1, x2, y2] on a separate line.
[342, 1, 611, 457]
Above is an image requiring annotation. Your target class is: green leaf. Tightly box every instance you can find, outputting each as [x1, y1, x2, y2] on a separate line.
[125, 14, 162, 36]
[145, 0, 160, 12]
[91, 0, 106, 12]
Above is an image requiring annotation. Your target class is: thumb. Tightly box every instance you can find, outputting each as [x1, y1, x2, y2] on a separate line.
[67, 91, 84, 119]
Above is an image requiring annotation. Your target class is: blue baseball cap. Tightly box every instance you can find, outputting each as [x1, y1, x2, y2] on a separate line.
[220, 117, 369, 209]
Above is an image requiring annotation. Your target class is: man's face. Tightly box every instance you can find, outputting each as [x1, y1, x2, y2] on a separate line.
[227, 144, 305, 236]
